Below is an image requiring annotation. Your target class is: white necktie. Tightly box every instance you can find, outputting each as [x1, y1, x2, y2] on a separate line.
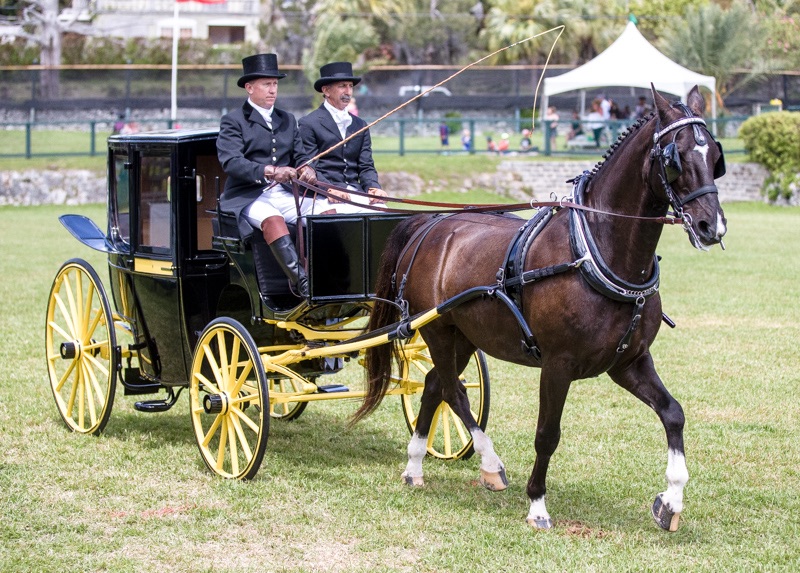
[332, 109, 351, 138]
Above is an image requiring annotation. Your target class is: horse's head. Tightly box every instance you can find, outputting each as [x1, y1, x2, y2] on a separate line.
[650, 85, 727, 250]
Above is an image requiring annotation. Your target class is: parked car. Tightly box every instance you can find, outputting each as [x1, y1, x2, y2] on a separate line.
[398, 85, 452, 97]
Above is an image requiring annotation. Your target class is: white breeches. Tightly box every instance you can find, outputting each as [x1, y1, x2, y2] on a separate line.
[244, 184, 373, 228]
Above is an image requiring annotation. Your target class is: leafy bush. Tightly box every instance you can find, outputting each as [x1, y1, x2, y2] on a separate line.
[739, 111, 800, 201]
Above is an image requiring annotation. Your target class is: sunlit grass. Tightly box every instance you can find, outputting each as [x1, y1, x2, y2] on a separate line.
[0, 198, 798, 571]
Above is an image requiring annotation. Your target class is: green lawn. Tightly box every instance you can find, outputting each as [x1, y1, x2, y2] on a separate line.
[0, 201, 798, 571]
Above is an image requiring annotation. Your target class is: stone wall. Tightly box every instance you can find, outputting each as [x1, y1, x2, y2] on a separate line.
[0, 160, 767, 206]
[499, 160, 767, 203]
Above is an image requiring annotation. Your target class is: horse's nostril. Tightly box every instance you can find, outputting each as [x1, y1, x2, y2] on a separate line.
[698, 220, 710, 236]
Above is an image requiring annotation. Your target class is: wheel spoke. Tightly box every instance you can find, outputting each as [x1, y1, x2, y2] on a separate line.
[217, 330, 231, 392]
[48, 319, 72, 341]
[230, 412, 254, 461]
[80, 361, 99, 427]
[202, 412, 224, 447]
[54, 358, 78, 393]
[227, 416, 239, 476]
[216, 417, 230, 472]
[200, 344, 222, 393]
[54, 291, 78, 340]
[232, 405, 260, 433]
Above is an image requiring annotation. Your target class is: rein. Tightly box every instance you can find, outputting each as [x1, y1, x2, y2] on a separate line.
[292, 179, 684, 224]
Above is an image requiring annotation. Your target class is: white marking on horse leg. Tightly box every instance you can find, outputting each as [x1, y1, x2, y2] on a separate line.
[716, 212, 727, 240]
[471, 428, 508, 491]
[661, 449, 689, 513]
[471, 429, 504, 473]
[401, 432, 427, 486]
[526, 496, 553, 529]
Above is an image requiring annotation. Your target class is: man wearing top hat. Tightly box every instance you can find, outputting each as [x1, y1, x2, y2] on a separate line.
[298, 61, 387, 213]
[217, 53, 319, 298]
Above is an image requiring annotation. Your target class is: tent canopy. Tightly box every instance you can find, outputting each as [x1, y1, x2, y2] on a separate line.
[542, 21, 716, 117]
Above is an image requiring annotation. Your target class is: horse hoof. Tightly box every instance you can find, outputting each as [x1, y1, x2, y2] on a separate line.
[479, 468, 508, 491]
[402, 474, 424, 487]
[526, 516, 553, 530]
[651, 493, 681, 532]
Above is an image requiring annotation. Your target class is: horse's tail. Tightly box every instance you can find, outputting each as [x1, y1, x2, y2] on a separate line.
[351, 214, 431, 424]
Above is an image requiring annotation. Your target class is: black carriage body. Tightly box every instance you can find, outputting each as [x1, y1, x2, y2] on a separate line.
[66, 129, 405, 388]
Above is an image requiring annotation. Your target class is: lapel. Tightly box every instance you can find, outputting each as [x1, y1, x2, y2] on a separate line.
[318, 105, 343, 141]
[244, 101, 274, 132]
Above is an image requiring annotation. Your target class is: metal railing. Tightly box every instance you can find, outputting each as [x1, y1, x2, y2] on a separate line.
[0, 116, 748, 159]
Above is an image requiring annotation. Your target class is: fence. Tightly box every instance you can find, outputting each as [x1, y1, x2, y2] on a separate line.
[0, 115, 749, 160]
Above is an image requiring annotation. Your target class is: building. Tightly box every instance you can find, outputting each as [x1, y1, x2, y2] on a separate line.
[62, 0, 262, 43]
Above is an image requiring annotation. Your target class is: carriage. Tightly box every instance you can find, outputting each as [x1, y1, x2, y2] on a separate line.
[45, 128, 489, 480]
[46, 86, 728, 531]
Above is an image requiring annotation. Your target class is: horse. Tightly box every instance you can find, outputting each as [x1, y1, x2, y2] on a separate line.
[354, 85, 727, 531]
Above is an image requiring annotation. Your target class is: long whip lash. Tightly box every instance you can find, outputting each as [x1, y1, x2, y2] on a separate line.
[303, 25, 565, 167]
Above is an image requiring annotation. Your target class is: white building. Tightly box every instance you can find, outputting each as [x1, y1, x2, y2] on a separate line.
[67, 0, 262, 44]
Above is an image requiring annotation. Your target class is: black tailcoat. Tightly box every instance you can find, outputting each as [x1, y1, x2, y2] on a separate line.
[298, 105, 381, 193]
[216, 101, 312, 238]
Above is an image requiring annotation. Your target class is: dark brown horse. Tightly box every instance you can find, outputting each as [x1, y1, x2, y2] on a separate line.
[355, 86, 727, 531]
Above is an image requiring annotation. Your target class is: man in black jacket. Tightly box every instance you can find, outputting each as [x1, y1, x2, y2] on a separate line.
[217, 53, 318, 297]
[298, 62, 386, 213]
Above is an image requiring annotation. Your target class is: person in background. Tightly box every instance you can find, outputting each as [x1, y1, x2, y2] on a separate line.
[345, 96, 359, 116]
[298, 61, 387, 215]
[544, 106, 559, 150]
[497, 133, 510, 154]
[566, 110, 584, 144]
[461, 128, 472, 151]
[634, 96, 650, 119]
[586, 98, 605, 147]
[216, 53, 318, 298]
[439, 121, 450, 152]
[520, 128, 532, 152]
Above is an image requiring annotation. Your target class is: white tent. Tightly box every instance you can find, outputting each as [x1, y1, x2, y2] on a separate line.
[542, 21, 717, 121]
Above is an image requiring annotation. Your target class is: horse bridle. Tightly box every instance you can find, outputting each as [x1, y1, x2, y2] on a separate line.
[650, 104, 726, 233]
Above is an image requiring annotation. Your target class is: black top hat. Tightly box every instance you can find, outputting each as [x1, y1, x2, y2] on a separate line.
[238, 54, 286, 88]
[314, 62, 362, 92]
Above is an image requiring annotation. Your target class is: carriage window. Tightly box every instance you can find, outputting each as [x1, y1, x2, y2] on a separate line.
[111, 149, 131, 247]
[195, 153, 226, 251]
[139, 152, 172, 252]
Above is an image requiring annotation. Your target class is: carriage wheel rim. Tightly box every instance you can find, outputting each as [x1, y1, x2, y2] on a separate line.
[190, 319, 269, 480]
[46, 261, 116, 435]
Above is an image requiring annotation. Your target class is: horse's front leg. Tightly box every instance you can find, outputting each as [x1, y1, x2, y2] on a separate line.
[609, 351, 687, 532]
[525, 367, 573, 530]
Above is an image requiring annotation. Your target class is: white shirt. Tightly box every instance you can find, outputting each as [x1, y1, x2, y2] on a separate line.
[248, 99, 274, 129]
[324, 100, 352, 139]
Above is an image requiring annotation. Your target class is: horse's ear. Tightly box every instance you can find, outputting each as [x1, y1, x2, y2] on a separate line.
[686, 86, 706, 117]
[651, 83, 671, 120]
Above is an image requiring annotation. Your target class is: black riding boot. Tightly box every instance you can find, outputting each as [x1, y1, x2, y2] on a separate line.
[269, 235, 309, 298]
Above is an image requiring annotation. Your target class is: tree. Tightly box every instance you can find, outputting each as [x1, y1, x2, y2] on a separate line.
[479, 0, 627, 65]
[3, 0, 95, 97]
[657, 1, 766, 106]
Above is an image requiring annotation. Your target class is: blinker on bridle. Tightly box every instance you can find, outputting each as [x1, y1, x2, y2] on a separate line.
[651, 105, 726, 211]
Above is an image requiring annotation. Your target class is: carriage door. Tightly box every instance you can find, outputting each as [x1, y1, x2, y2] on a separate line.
[129, 146, 187, 384]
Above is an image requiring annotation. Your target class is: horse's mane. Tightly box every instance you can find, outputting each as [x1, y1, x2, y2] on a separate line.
[586, 111, 656, 180]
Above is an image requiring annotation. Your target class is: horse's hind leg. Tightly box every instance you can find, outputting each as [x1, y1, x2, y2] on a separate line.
[403, 326, 506, 490]
[609, 352, 687, 532]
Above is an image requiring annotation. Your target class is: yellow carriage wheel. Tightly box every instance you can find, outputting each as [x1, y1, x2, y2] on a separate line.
[45, 259, 118, 435]
[190, 318, 269, 480]
[268, 377, 308, 421]
[399, 336, 490, 461]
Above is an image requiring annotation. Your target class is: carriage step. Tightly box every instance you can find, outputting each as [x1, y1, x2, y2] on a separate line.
[133, 399, 175, 412]
[316, 384, 349, 393]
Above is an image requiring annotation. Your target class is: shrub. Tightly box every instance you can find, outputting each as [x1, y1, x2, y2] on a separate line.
[739, 111, 800, 202]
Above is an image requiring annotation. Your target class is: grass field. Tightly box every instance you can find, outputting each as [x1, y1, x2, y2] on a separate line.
[1, 201, 798, 572]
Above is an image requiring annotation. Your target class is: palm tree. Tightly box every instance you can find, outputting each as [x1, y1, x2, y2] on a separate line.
[658, 2, 766, 106]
